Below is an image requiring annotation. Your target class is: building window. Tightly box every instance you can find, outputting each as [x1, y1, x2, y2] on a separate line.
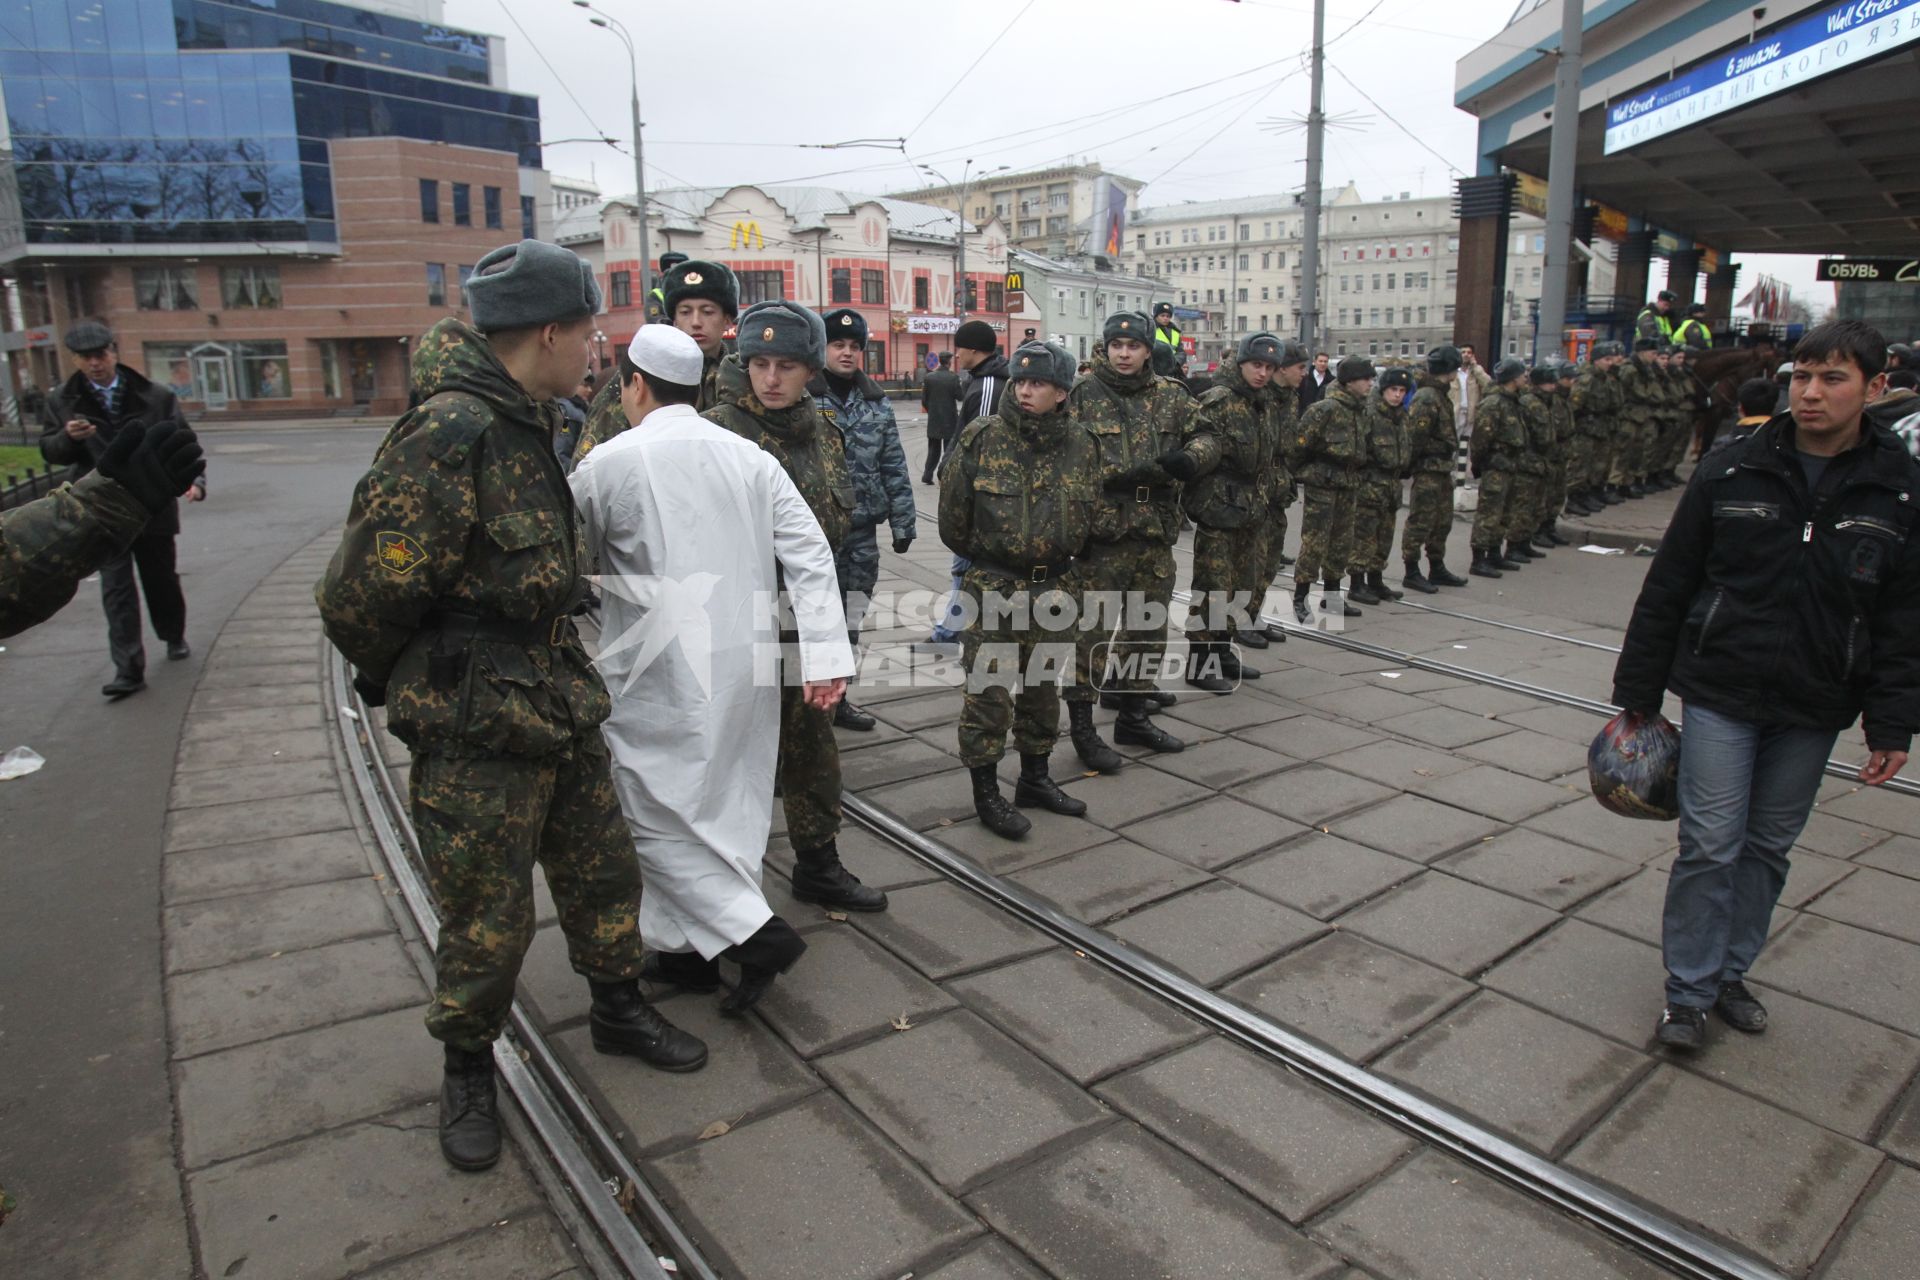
[1369, 307, 1381, 325]
[1259, 314, 1268, 329]
[1263, 221, 1272, 237]
[1443, 304, 1457, 323]
[1337, 342, 1348, 355]
[1207, 227, 1216, 242]
[610, 271, 632, 309]
[521, 195, 537, 239]
[1238, 225, 1250, 241]
[452, 183, 471, 227]
[865, 341, 886, 375]
[830, 267, 852, 304]
[134, 266, 198, 311]
[915, 276, 930, 310]
[739, 270, 785, 306]
[1387, 273, 1396, 290]
[1417, 306, 1428, 324]
[1530, 266, 1542, 287]
[1261, 286, 1270, 301]
[483, 186, 502, 230]
[419, 179, 439, 223]
[1079, 290, 1089, 318]
[1448, 236, 1461, 252]
[457, 265, 475, 306]
[1057, 289, 1068, 315]
[1237, 287, 1248, 303]
[862, 269, 886, 305]
[1368, 339, 1379, 356]
[236, 341, 292, 399]
[1019, 219, 1040, 237]
[427, 263, 447, 307]
[1445, 269, 1459, 289]
[220, 265, 281, 309]
[1402, 308, 1412, 324]
[986, 281, 1004, 312]
[964, 279, 979, 310]
[1337, 309, 1347, 325]
[1238, 254, 1249, 270]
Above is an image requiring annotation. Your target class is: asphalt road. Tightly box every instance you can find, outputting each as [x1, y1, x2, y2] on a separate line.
[0, 425, 382, 1279]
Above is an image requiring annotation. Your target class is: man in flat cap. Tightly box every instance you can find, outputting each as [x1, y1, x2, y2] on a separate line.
[318, 240, 709, 1176]
[40, 320, 205, 698]
[573, 325, 852, 1016]
[704, 300, 888, 914]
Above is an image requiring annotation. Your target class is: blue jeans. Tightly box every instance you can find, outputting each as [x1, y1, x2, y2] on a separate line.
[1661, 703, 1836, 1007]
[930, 553, 970, 642]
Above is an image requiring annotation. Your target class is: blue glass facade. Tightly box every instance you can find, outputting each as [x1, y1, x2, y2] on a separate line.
[0, 0, 540, 249]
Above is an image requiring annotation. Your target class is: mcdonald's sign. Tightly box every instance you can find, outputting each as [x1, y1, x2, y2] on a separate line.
[730, 220, 764, 250]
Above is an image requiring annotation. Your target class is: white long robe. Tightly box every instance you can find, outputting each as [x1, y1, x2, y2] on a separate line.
[570, 403, 852, 958]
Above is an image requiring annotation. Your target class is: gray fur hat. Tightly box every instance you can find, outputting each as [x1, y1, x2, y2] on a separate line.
[1336, 354, 1377, 384]
[1103, 311, 1153, 347]
[737, 301, 827, 369]
[1237, 332, 1284, 366]
[1008, 340, 1076, 391]
[465, 240, 600, 332]
[64, 320, 113, 353]
[1275, 338, 1310, 369]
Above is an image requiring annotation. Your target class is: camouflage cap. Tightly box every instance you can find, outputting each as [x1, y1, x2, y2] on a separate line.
[1103, 310, 1152, 347]
[737, 300, 827, 369]
[465, 240, 600, 332]
[63, 320, 113, 353]
[1009, 340, 1076, 390]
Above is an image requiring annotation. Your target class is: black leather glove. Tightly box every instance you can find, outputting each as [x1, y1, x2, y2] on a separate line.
[1157, 449, 1200, 483]
[96, 421, 204, 514]
[353, 670, 388, 708]
[892, 537, 913, 554]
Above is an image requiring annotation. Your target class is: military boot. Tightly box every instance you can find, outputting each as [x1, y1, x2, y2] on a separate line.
[1508, 538, 1541, 560]
[719, 918, 808, 1017]
[1497, 544, 1527, 570]
[971, 764, 1031, 839]
[1217, 642, 1263, 679]
[1428, 557, 1470, 588]
[1401, 562, 1438, 594]
[1368, 571, 1403, 601]
[1537, 523, 1567, 547]
[1184, 641, 1235, 694]
[1348, 573, 1382, 605]
[1600, 485, 1626, 505]
[639, 949, 720, 993]
[1099, 691, 1127, 712]
[791, 839, 888, 912]
[1234, 626, 1270, 649]
[1067, 700, 1124, 773]
[1262, 621, 1290, 643]
[1113, 695, 1184, 752]
[439, 1045, 501, 1172]
[1468, 553, 1504, 578]
[832, 699, 876, 731]
[1292, 582, 1314, 624]
[1014, 754, 1089, 816]
[588, 980, 709, 1071]
[1321, 578, 1361, 617]
[1150, 690, 1178, 708]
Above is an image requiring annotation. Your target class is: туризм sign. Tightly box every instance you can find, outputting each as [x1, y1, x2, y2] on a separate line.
[1604, 0, 1920, 154]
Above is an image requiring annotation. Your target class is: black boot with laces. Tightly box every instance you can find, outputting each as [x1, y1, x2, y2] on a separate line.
[439, 1044, 501, 1172]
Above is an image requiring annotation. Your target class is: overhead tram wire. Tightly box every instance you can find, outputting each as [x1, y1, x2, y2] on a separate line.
[1327, 60, 1465, 176]
[492, 0, 612, 154]
[902, 0, 1038, 143]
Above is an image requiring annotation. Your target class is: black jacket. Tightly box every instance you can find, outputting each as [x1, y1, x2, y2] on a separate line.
[40, 364, 198, 536]
[921, 368, 962, 440]
[1612, 414, 1920, 752]
[960, 351, 1009, 432]
[1296, 368, 1333, 412]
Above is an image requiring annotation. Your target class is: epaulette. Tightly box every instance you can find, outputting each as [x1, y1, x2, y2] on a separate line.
[418, 391, 494, 467]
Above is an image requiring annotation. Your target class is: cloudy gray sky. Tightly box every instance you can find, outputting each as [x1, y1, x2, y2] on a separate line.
[447, 0, 1829, 311]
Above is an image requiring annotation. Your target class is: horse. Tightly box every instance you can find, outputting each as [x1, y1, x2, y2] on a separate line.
[1689, 339, 1781, 457]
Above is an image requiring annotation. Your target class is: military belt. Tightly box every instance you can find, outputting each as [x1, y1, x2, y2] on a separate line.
[969, 557, 1074, 584]
[1128, 484, 1177, 504]
[424, 609, 575, 647]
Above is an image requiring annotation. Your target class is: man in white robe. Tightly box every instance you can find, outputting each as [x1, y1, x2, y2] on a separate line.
[571, 326, 853, 1015]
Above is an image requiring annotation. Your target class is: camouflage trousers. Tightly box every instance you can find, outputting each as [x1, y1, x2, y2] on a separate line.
[1402, 472, 1453, 564]
[1351, 474, 1403, 574]
[1661, 413, 1694, 470]
[779, 663, 843, 852]
[1068, 536, 1175, 701]
[1610, 416, 1654, 485]
[1293, 485, 1357, 585]
[835, 524, 881, 644]
[1261, 491, 1292, 580]
[958, 569, 1074, 766]
[1510, 473, 1545, 539]
[411, 733, 643, 1051]
[1470, 468, 1514, 553]
[1190, 521, 1266, 645]
[1545, 455, 1570, 520]
[1589, 431, 1618, 489]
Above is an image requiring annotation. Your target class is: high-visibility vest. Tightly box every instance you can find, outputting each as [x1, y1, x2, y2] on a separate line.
[1637, 306, 1674, 341]
[1153, 323, 1182, 349]
[1675, 318, 1711, 349]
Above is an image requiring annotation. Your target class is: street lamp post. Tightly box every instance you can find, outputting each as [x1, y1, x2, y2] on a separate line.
[920, 161, 1008, 324]
[575, 2, 652, 312]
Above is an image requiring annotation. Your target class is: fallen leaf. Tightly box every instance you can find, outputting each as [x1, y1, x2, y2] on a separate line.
[697, 1120, 733, 1141]
[826, 911, 849, 922]
[1413, 768, 1435, 777]
[890, 1013, 914, 1032]
[615, 1179, 640, 1214]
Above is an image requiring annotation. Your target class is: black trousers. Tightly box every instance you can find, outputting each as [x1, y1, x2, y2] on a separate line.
[922, 434, 947, 480]
[100, 531, 185, 678]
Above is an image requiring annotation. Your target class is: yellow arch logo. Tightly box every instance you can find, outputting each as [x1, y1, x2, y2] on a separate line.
[730, 221, 764, 250]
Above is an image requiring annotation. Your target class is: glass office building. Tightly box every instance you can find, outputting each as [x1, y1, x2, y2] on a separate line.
[0, 0, 541, 249]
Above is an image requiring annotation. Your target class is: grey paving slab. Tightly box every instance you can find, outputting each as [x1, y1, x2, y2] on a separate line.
[1483, 919, 1668, 1048]
[1817, 1162, 1920, 1280]
[949, 949, 1206, 1085]
[195, 659, 322, 690]
[163, 790, 355, 853]
[754, 926, 959, 1058]
[1791, 809, 1890, 859]
[839, 736, 958, 790]
[1238, 763, 1398, 826]
[554, 998, 822, 1157]
[1340, 870, 1560, 976]
[1819, 783, 1920, 838]
[169, 934, 427, 1058]
[190, 682, 324, 713]
[168, 758, 341, 813]
[1457, 727, 1593, 780]
[1518, 798, 1680, 866]
[818, 1010, 1110, 1193]
[1409, 764, 1581, 823]
[851, 881, 1053, 980]
[1375, 704, 1515, 748]
[175, 726, 336, 775]
[1759, 914, 1920, 1037]
[175, 1006, 438, 1169]
[1319, 738, 1479, 786]
[1057, 766, 1218, 826]
[513, 923, 593, 1030]
[1438, 828, 1638, 911]
[832, 715, 914, 754]
[1286, 641, 1405, 675]
[1375, 991, 1647, 1155]
[646, 1093, 979, 1280]
[934, 807, 1119, 874]
[1234, 713, 1380, 760]
[873, 690, 965, 731]
[1567, 1066, 1881, 1274]
[162, 830, 371, 904]
[1157, 692, 1299, 732]
[1121, 793, 1304, 870]
[1877, 1078, 1920, 1163]
[1421, 683, 1547, 717]
[1573, 864, 1668, 946]
[1301, 683, 1435, 724]
[1327, 793, 1507, 864]
[1137, 735, 1297, 788]
[1254, 664, 1364, 701]
[351, 1217, 582, 1280]
[1096, 1036, 1413, 1221]
[967, 1123, 1340, 1280]
[1803, 865, 1920, 944]
[165, 877, 394, 973]
[763, 827, 943, 891]
[189, 1103, 545, 1280]
[1493, 703, 1609, 743]
[862, 769, 985, 831]
[1010, 840, 1209, 923]
[1317, 1149, 1672, 1280]
[1104, 881, 1324, 987]
[1221, 932, 1475, 1060]
[1777, 848, 1863, 909]
[1225, 832, 1422, 919]
[916, 1238, 1049, 1280]
[1856, 834, 1920, 879]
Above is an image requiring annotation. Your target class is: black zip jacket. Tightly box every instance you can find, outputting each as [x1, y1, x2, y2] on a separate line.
[1612, 414, 1920, 752]
[960, 351, 1009, 431]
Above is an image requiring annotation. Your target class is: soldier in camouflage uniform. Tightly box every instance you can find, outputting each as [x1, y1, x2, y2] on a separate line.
[1351, 366, 1414, 604]
[704, 300, 887, 913]
[1468, 358, 1531, 578]
[315, 241, 708, 1174]
[1184, 333, 1285, 683]
[1401, 347, 1471, 594]
[1289, 354, 1375, 621]
[1660, 345, 1704, 481]
[1510, 365, 1559, 561]
[0, 422, 203, 638]
[1569, 342, 1626, 512]
[1611, 338, 1663, 498]
[1061, 312, 1197, 752]
[940, 341, 1099, 840]
[1536, 362, 1578, 544]
[1246, 341, 1308, 646]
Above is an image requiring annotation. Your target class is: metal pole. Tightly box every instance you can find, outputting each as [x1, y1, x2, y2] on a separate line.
[956, 161, 971, 321]
[1299, 0, 1325, 347]
[631, 78, 652, 308]
[1535, 0, 1582, 355]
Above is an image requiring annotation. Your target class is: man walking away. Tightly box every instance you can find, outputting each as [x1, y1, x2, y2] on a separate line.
[921, 352, 962, 482]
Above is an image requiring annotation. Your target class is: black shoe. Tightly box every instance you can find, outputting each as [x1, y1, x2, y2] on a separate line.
[1234, 627, 1270, 649]
[1348, 574, 1382, 606]
[1469, 555, 1504, 579]
[791, 840, 888, 912]
[588, 980, 709, 1071]
[439, 1045, 501, 1172]
[102, 674, 146, 699]
[1428, 558, 1469, 588]
[1276, 553, 1295, 568]
[1507, 540, 1539, 561]
[1184, 641, 1235, 695]
[1601, 486, 1626, 505]
[1216, 643, 1261, 679]
[833, 700, 876, 731]
[1627, 483, 1648, 499]
[1714, 980, 1768, 1034]
[1149, 690, 1177, 708]
[1262, 622, 1289, 643]
[1368, 571, 1403, 602]
[1655, 1003, 1708, 1052]
[1013, 754, 1088, 816]
[1067, 700, 1124, 773]
[640, 950, 720, 993]
[971, 763, 1031, 838]
[1402, 565, 1438, 595]
[1113, 696, 1184, 752]
[1320, 590, 1361, 618]
[1537, 526, 1567, 547]
[165, 639, 191, 661]
[1517, 537, 1545, 557]
[719, 920, 808, 1017]
[1292, 591, 1314, 624]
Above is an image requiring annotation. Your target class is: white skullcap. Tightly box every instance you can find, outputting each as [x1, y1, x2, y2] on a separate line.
[627, 324, 703, 387]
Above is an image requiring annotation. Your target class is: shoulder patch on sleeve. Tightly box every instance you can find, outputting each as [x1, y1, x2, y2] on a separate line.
[375, 531, 426, 574]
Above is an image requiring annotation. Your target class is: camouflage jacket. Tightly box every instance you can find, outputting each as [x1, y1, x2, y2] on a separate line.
[1183, 360, 1277, 527]
[0, 472, 150, 639]
[1470, 385, 1530, 473]
[315, 317, 607, 759]
[1266, 385, 1298, 504]
[1406, 376, 1458, 474]
[706, 377, 854, 554]
[938, 401, 1097, 574]
[1617, 358, 1662, 420]
[1550, 387, 1577, 450]
[810, 369, 915, 541]
[1068, 350, 1197, 546]
[571, 345, 729, 469]
[1518, 393, 1558, 471]
[1291, 386, 1369, 490]
[1571, 365, 1622, 438]
[1361, 390, 1412, 480]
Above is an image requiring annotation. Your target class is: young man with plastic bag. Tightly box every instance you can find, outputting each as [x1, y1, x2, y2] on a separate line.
[1611, 320, 1920, 1052]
